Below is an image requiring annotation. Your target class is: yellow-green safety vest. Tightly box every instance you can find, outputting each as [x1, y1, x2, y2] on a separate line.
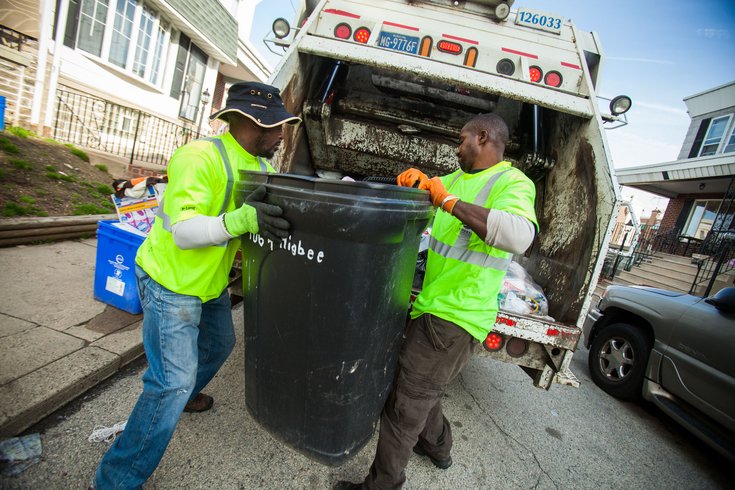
[136, 132, 272, 301]
[411, 162, 538, 341]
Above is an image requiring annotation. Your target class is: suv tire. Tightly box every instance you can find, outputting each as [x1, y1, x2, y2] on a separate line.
[588, 322, 651, 400]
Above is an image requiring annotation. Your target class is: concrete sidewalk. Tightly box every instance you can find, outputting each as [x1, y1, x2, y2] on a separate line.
[0, 238, 144, 438]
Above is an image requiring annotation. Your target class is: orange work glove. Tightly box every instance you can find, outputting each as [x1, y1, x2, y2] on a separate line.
[397, 168, 430, 189]
[427, 177, 459, 214]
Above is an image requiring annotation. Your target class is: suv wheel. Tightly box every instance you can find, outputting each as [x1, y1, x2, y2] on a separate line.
[588, 322, 651, 400]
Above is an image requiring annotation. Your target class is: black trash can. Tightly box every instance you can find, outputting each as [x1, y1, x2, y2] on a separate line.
[236, 171, 433, 466]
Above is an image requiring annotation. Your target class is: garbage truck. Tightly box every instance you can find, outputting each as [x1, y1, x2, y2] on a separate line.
[258, 0, 629, 390]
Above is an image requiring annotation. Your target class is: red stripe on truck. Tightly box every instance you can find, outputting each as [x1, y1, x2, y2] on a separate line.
[384, 21, 419, 31]
[502, 47, 538, 59]
[443, 33, 479, 45]
[324, 8, 361, 19]
[561, 61, 581, 70]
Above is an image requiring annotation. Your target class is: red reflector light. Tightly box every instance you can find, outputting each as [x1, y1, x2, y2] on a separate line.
[544, 70, 562, 87]
[334, 23, 351, 40]
[529, 65, 543, 83]
[437, 40, 463, 55]
[353, 27, 371, 44]
[483, 332, 504, 351]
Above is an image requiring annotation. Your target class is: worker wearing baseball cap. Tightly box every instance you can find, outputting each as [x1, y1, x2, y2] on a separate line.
[91, 81, 300, 489]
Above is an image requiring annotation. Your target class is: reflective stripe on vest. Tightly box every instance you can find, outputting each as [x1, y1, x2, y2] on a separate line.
[155, 137, 267, 237]
[429, 169, 512, 271]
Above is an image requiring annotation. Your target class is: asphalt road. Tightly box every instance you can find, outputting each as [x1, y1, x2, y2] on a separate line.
[3, 305, 730, 489]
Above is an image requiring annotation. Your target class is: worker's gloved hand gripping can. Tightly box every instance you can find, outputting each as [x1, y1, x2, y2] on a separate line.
[224, 185, 290, 241]
[397, 167, 459, 214]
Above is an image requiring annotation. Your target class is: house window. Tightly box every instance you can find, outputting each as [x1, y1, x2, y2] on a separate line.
[684, 200, 720, 239]
[108, 0, 136, 68]
[169, 33, 209, 121]
[699, 115, 732, 156]
[724, 123, 735, 154]
[62, 0, 171, 87]
[149, 21, 169, 85]
[77, 0, 108, 56]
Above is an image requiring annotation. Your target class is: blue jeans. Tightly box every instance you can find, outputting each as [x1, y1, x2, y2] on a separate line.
[94, 265, 235, 489]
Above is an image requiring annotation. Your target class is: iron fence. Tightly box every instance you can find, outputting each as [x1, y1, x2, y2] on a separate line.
[53, 88, 203, 166]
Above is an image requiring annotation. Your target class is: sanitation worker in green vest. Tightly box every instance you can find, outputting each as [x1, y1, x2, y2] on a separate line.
[92, 82, 300, 490]
[337, 113, 538, 490]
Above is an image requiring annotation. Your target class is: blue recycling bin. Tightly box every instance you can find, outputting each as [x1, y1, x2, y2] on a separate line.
[93, 220, 145, 314]
[0, 96, 6, 132]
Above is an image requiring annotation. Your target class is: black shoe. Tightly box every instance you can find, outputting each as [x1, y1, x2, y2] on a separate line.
[413, 444, 453, 469]
[333, 481, 362, 490]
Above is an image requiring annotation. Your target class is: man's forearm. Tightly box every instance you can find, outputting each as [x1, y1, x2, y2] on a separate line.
[172, 214, 233, 249]
[449, 201, 535, 254]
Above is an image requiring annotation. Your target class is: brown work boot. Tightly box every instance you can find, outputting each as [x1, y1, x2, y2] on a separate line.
[184, 393, 214, 413]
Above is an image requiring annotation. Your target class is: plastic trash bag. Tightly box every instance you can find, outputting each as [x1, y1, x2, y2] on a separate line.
[499, 261, 551, 319]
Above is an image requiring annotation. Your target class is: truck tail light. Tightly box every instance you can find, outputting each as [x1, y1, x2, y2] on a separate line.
[506, 337, 529, 357]
[464, 47, 478, 67]
[483, 332, 504, 351]
[334, 23, 352, 40]
[420, 36, 433, 56]
[497, 58, 515, 76]
[353, 27, 371, 43]
[529, 65, 543, 83]
[437, 39, 463, 54]
[544, 71, 562, 87]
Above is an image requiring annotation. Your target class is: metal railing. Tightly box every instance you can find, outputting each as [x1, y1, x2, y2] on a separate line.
[53, 88, 203, 166]
[689, 231, 735, 296]
[602, 224, 734, 296]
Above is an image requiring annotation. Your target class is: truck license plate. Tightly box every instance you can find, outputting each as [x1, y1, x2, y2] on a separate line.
[377, 31, 419, 55]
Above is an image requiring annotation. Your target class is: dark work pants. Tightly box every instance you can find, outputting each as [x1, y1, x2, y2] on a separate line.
[364, 314, 478, 489]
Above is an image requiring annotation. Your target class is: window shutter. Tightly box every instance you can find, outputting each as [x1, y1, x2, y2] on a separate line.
[61, 0, 80, 48]
[688, 118, 711, 158]
[170, 33, 191, 99]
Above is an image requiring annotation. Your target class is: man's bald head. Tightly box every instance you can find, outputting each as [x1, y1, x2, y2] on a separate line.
[463, 113, 509, 150]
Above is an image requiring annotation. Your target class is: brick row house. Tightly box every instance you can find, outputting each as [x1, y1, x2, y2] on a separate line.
[611, 81, 735, 295]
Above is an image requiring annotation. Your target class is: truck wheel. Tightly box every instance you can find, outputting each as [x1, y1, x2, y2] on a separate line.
[588, 322, 651, 400]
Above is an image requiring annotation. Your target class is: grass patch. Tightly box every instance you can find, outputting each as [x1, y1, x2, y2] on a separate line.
[2, 200, 46, 217]
[10, 158, 32, 170]
[3, 202, 29, 216]
[0, 169, 5, 180]
[96, 184, 114, 195]
[45, 165, 56, 171]
[69, 147, 90, 162]
[7, 126, 34, 138]
[0, 137, 20, 154]
[46, 171, 75, 182]
[73, 203, 111, 215]
[95, 164, 108, 173]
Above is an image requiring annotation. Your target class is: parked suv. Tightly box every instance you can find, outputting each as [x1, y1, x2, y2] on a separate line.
[583, 285, 735, 461]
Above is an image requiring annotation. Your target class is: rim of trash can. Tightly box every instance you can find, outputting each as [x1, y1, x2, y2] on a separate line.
[238, 171, 430, 203]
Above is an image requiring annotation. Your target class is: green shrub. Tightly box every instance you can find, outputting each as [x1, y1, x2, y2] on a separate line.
[0, 137, 20, 154]
[45, 165, 56, 171]
[69, 147, 90, 162]
[10, 158, 32, 170]
[95, 164, 109, 173]
[73, 204, 110, 215]
[19, 195, 36, 204]
[7, 126, 34, 138]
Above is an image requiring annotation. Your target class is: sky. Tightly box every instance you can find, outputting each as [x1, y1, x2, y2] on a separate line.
[249, 0, 735, 219]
